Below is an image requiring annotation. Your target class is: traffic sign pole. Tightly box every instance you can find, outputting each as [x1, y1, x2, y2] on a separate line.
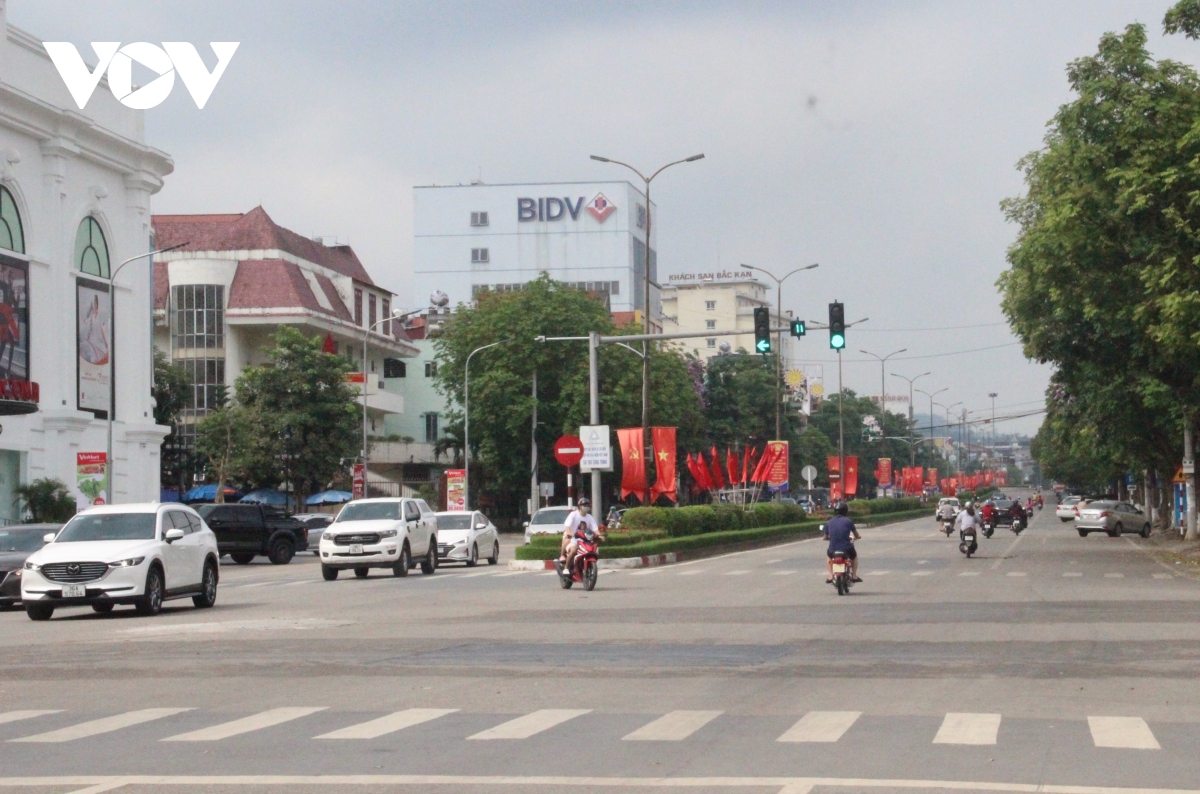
[555, 435, 585, 508]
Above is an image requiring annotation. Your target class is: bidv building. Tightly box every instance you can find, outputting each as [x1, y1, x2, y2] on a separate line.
[412, 182, 657, 321]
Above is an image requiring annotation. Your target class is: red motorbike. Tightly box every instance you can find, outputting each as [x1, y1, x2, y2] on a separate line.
[557, 529, 600, 591]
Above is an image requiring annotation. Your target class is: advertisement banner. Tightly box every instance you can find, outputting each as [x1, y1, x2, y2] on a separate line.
[77, 279, 110, 417]
[766, 440, 789, 492]
[76, 452, 107, 509]
[0, 252, 29, 381]
[877, 458, 893, 488]
[352, 463, 365, 500]
[804, 365, 824, 404]
[446, 468, 466, 511]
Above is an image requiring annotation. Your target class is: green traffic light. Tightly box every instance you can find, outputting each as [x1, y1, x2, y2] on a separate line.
[756, 339, 771, 353]
[830, 333, 845, 350]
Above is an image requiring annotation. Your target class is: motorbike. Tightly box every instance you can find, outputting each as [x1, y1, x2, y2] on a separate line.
[981, 520, 994, 539]
[1011, 515, 1024, 535]
[959, 524, 978, 558]
[942, 517, 955, 536]
[556, 529, 600, 591]
[829, 548, 854, 596]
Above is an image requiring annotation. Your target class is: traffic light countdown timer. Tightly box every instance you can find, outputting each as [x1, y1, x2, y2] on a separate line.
[753, 307, 771, 353]
[828, 301, 845, 349]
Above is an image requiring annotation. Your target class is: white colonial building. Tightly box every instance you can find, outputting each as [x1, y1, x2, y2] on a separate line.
[0, 3, 173, 518]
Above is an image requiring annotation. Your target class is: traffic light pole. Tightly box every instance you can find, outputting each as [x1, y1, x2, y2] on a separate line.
[808, 314, 868, 502]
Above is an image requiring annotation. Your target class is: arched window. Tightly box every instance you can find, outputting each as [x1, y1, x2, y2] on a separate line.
[0, 186, 23, 254]
[74, 216, 109, 278]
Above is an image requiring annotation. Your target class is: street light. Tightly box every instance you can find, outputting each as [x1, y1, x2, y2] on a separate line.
[362, 307, 424, 488]
[893, 371, 930, 465]
[988, 392, 998, 467]
[591, 152, 704, 503]
[860, 348, 906, 469]
[463, 339, 511, 509]
[107, 241, 188, 504]
[743, 262, 819, 444]
[917, 386, 947, 450]
[946, 401, 963, 470]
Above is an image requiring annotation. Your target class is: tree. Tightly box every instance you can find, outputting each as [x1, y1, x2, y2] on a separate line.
[15, 478, 76, 523]
[153, 350, 192, 489]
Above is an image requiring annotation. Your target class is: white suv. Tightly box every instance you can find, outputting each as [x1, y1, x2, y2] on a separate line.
[21, 503, 220, 621]
[319, 498, 438, 580]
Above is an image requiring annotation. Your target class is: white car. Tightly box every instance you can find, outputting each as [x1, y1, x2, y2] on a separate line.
[935, 497, 960, 520]
[318, 497, 438, 580]
[524, 506, 574, 544]
[435, 510, 500, 566]
[20, 503, 220, 621]
[1056, 495, 1083, 522]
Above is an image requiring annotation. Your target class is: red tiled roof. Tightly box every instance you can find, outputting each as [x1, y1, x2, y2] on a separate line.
[227, 259, 332, 316]
[152, 206, 376, 286]
[313, 273, 352, 322]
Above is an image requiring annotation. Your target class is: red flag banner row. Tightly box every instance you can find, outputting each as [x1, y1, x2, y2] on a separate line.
[827, 455, 859, 501]
[618, 427, 679, 504]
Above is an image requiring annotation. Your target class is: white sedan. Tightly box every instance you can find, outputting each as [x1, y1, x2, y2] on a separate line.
[435, 511, 499, 566]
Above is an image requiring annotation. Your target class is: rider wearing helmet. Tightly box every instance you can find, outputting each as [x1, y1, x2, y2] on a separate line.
[558, 497, 601, 574]
[980, 499, 996, 525]
[824, 501, 862, 583]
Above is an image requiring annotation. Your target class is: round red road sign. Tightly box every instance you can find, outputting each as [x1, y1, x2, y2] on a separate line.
[554, 435, 584, 467]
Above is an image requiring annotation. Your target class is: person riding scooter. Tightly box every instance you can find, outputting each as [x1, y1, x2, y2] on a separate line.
[558, 498, 602, 574]
[980, 500, 996, 526]
[1010, 499, 1028, 529]
[824, 501, 862, 584]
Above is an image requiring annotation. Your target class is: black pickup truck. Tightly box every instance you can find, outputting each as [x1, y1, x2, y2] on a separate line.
[196, 504, 308, 565]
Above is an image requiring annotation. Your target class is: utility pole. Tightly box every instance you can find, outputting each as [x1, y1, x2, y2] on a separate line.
[988, 392, 998, 470]
[530, 367, 538, 517]
[1186, 420, 1197, 540]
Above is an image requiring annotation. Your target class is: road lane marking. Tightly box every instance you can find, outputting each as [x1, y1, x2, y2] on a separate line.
[1105, 573, 1125, 578]
[777, 711, 861, 743]
[315, 708, 458, 740]
[11, 708, 193, 743]
[0, 710, 61, 726]
[281, 580, 313, 586]
[725, 570, 750, 576]
[162, 707, 326, 742]
[1006, 572, 1027, 577]
[957, 572, 980, 577]
[772, 570, 797, 575]
[1153, 573, 1173, 579]
[1087, 716, 1160, 749]
[678, 570, 705, 576]
[932, 713, 1001, 745]
[1063, 572, 1083, 577]
[460, 571, 499, 578]
[872, 570, 891, 576]
[62, 783, 131, 794]
[629, 569, 662, 576]
[622, 710, 723, 741]
[911, 571, 933, 577]
[990, 532, 1024, 570]
[468, 709, 590, 740]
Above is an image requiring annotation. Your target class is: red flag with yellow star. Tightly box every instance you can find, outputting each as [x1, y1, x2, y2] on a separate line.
[650, 427, 677, 503]
[617, 428, 646, 501]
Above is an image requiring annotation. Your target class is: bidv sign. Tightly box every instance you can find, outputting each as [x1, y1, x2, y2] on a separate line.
[44, 42, 239, 110]
[518, 193, 616, 224]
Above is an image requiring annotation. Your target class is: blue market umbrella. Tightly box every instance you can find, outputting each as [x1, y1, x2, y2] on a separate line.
[182, 484, 242, 503]
[306, 490, 353, 506]
[239, 489, 290, 507]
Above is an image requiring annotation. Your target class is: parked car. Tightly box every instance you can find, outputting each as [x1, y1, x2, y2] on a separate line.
[318, 497, 438, 580]
[524, 506, 574, 544]
[196, 503, 308, 565]
[1075, 500, 1151, 538]
[1055, 495, 1083, 522]
[435, 511, 499, 566]
[295, 514, 335, 553]
[19, 504, 219, 621]
[0, 524, 60, 610]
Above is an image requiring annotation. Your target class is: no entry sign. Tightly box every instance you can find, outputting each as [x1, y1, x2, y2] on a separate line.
[554, 435, 584, 467]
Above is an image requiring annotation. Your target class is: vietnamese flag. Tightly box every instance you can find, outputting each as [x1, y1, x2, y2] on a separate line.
[741, 446, 753, 484]
[650, 427, 677, 503]
[617, 428, 646, 501]
[844, 456, 859, 496]
[753, 444, 782, 483]
[726, 449, 738, 487]
[709, 446, 727, 489]
[693, 452, 714, 491]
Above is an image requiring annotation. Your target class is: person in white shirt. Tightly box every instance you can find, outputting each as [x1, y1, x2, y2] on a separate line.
[558, 498, 601, 573]
[954, 503, 977, 533]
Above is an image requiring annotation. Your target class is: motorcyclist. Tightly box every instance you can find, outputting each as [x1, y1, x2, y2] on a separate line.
[824, 501, 862, 583]
[955, 503, 977, 534]
[558, 497, 602, 574]
[937, 500, 957, 522]
[1010, 499, 1028, 527]
[980, 499, 996, 526]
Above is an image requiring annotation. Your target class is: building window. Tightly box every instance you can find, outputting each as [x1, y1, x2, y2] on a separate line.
[471, 248, 489, 263]
[169, 284, 226, 459]
[470, 211, 489, 227]
[424, 412, 439, 442]
[636, 204, 646, 230]
[706, 319, 716, 329]
[706, 338, 716, 348]
[369, 293, 377, 329]
[424, 361, 437, 377]
[705, 301, 715, 310]
[354, 288, 363, 326]
[0, 186, 24, 254]
[384, 358, 406, 378]
[74, 216, 109, 278]
[381, 298, 390, 336]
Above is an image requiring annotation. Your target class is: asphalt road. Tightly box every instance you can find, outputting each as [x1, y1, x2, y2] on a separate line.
[2, 490, 1198, 794]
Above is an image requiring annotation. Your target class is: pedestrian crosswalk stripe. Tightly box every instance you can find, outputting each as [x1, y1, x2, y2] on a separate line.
[1104, 573, 1124, 578]
[629, 569, 662, 576]
[725, 570, 750, 576]
[315, 708, 458, 740]
[468, 709, 590, 740]
[11, 708, 193, 743]
[777, 711, 861, 743]
[1153, 573, 1173, 579]
[1087, 716, 1159, 749]
[933, 713, 1001, 745]
[622, 710, 723, 741]
[873, 571, 891, 576]
[772, 570, 797, 575]
[0, 710, 61, 726]
[678, 570, 705, 576]
[911, 571, 933, 576]
[1006, 572, 1027, 577]
[1063, 572, 1083, 577]
[958, 572, 980, 577]
[162, 707, 326, 742]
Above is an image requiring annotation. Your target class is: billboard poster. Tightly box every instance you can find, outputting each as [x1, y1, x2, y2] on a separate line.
[446, 468, 466, 511]
[766, 440, 789, 492]
[803, 365, 824, 405]
[877, 457, 893, 488]
[0, 253, 29, 381]
[352, 463, 365, 499]
[76, 452, 108, 509]
[77, 280, 111, 417]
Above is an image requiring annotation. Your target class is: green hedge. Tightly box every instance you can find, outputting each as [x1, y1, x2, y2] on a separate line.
[621, 502, 808, 536]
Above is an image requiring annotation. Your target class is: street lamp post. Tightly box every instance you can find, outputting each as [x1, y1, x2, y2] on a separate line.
[743, 263, 819, 444]
[917, 386, 947, 451]
[988, 392, 998, 468]
[945, 402, 963, 470]
[107, 241, 188, 504]
[591, 152, 704, 504]
[463, 339, 511, 510]
[894, 372, 931, 465]
[860, 348, 906, 475]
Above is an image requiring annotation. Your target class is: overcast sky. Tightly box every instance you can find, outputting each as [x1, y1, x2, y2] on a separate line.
[13, 0, 1195, 435]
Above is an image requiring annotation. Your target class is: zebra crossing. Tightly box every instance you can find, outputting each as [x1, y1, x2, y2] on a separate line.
[0, 707, 1171, 750]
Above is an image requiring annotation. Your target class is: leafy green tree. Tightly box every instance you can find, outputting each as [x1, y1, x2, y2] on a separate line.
[153, 350, 192, 489]
[15, 478, 76, 523]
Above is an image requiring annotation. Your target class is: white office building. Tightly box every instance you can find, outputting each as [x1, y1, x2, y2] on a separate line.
[411, 181, 656, 317]
[0, 4, 173, 517]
